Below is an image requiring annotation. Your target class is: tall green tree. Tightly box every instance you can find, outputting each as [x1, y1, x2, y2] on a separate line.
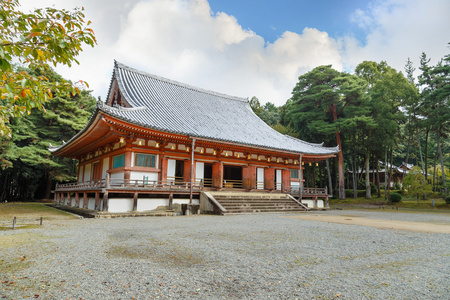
[355, 61, 411, 199]
[0, 0, 96, 137]
[0, 67, 96, 201]
[418, 49, 450, 197]
[286, 65, 369, 199]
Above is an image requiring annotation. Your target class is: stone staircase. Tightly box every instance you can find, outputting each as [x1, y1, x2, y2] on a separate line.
[204, 192, 309, 214]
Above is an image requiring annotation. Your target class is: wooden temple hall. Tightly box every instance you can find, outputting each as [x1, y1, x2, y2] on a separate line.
[50, 62, 339, 214]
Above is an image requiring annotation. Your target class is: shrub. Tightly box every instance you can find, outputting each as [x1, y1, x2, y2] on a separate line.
[357, 181, 377, 194]
[390, 192, 402, 203]
[445, 196, 450, 204]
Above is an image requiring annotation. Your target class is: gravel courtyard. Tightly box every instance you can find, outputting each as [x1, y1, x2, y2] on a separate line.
[1, 210, 449, 299]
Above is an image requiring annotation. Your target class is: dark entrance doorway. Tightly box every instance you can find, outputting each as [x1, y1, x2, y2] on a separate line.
[204, 163, 213, 187]
[223, 165, 242, 188]
[175, 160, 184, 183]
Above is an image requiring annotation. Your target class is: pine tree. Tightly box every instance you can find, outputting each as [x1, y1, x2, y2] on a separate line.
[0, 67, 96, 201]
[285, 65, 369, 199]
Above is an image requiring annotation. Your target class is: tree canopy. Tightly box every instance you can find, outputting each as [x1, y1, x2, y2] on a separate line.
[0, 0, 96, 137]
[0, 66, 96, 201]
[285, 65, 369, 199]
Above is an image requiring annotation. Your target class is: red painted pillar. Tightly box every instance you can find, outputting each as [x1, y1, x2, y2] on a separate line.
[243, 165, 256, 189]
[264, 168, 275, 190]
[124, 143, 132, 180]
[282, 169, 291, 192]
[183, 160, 192, 183]
[212, 162, 223, 188]
[75, 193, 79, 206]
[83, 192, 88, 209]
[95, 192, 100, 210]
[160, 155, 168, 182]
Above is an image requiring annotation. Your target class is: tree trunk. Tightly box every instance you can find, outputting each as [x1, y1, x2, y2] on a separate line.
[326, 159, 333, 196]
[437, 130, 447, 198]
[417, 133, 426, 199]
[433, 148, 438, 191]
[425, 129, 429, 181]
[44, 174, 52, 200]
[352, 156, 357, 199]
[404, 136, 411, 187]
[384, 147, 388, 200]
[330, 103, 345, 199]
[376, 158, 381, 198]
[365, 150, 371, 199]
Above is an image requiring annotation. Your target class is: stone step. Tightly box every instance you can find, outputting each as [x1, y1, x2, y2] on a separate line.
[222, 208, 306, 214]
[220, 199, 296, 203]
[222, 206, 301, 211]
[213, 195, 290, 199]
[206, 192, 308, 214]
[218, 198, 294, 201]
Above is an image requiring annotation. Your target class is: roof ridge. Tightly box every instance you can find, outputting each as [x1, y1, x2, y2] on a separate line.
[283, 134, 339, 150]
[114, 61, 248, 103]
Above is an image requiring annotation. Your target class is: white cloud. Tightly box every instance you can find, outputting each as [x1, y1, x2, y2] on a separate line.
[342, 0, 450, 76]
[17, 0, 450, 106]
[113, 0, 342, 105]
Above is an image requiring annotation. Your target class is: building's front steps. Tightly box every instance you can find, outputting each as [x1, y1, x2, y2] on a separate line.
[201, 192, 310, 214]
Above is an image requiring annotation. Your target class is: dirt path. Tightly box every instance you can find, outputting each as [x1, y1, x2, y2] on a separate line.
[287, 214, 450, 234]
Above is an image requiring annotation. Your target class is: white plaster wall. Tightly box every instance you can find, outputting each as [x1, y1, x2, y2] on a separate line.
[276, 170, 282, 190]
[130, 171, 158, 182]
[257, 168, 264, 189]
[108, 199, 133, 213]
[174, 199, 200, 205]
[102, 157, 109, 179]
[137, 199, 168, 211]
[78, 166, 83, 183]
[84, 163, 91, 182]
[301, 199, 324, 208]
[195, 162, 204, 184]
[87, 198, 96, 210]
[71, 197, 76, 207]
[291, 181, 300, 191]
[110, 171, 124, 179]
[79, 199, 84, 208]
[167, 159, 176, 182]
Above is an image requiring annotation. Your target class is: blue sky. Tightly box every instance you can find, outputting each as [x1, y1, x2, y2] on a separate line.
[20, 0, 450, 105]
[208, 0, 369, 43]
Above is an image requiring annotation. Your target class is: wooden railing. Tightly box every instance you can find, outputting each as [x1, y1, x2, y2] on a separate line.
[285, 187, 329, 199]
[56, 179, 203, 192]
[55, 178, 328, 198]
[223, 179, 243, 188]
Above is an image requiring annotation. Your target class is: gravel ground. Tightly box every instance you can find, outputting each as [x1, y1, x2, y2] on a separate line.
[1, 210, 449, 299]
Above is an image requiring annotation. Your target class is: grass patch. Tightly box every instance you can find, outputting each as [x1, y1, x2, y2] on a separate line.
[330, 195, 450, 213]
[0, 232, 47, 249]
[0, 203, 76, 224]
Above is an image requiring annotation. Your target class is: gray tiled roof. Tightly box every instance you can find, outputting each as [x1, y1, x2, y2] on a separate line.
[101, 61, 339, 155]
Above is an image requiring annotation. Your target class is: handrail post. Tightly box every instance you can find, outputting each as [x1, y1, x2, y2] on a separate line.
[105, 173, 110, 188]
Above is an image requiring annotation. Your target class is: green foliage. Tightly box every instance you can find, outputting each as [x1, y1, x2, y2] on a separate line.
[389, 192, 402, 202]
[0, 0, 96, 137]
[249, 97, 280, 126]
[345, 189, 367, 198]
[445, 196, 450, 204]
[0, 67, 96, 201]
[403, 166, 433, 199]
[357, 181, 377, 193]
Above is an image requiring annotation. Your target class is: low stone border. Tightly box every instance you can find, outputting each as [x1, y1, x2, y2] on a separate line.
[48, 204, 181, 219]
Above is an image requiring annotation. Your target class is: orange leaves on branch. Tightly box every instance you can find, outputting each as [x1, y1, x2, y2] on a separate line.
[0, 0, 96, 136]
